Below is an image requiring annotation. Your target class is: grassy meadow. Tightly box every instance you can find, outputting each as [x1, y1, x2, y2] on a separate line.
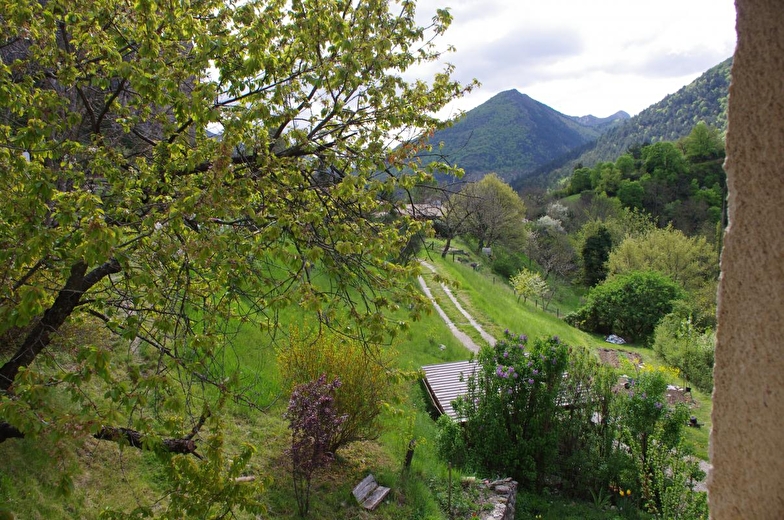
[0, 237, 711, 519]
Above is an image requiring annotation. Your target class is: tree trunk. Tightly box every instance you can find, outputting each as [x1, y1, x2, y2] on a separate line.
[0, 422, 24, 442]
[0, 421, 202, 455]
[94, 426, 198, 454]
[441, 236, 452, 258]
[543, 289, 556, 312]
[0, 258, 121, 391]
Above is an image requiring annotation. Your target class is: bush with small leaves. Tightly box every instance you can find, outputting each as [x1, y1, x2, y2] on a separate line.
[284, 375, 347, 517]
[278, 327, 401, 453]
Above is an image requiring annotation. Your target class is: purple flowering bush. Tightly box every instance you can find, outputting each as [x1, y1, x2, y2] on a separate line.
[441, 331, 622, 496]
[453, 332, 570, 488]
[284, 374, 347, 516]
[438, 333, 704, 515]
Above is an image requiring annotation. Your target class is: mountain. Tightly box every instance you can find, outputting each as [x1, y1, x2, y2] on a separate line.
[566, 111, 631, 130]
[515, 57, 733, 190]
[425, 90, 628, 183]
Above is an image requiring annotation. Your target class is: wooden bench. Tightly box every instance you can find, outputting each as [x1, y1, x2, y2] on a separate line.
[352, 474, 390, 511]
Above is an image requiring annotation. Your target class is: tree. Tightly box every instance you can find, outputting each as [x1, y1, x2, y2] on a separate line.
[527, 223, 577, 282]
[0, 0, 475, 507]
[615, 153, 636, 177]
[617, 179, 645, 210]
[581, 224, 613, 287]
[566, 271, 683, 342]
[457, 174, 527, 251]
[569, 167, 592, 194]
[433, 182, 475, 258]
[682, 121, 724, 162]
[607, 226, 718, 293]
[511, 269, 547, 304]
[596, 163, 622, 196]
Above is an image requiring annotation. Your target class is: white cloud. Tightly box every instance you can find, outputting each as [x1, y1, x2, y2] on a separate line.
[411, 0, 736, 118]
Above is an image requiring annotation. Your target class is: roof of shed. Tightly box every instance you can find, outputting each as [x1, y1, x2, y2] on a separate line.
[421, 360, 477, 421]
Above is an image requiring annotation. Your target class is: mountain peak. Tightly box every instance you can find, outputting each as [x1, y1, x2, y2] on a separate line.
[567, 111, 631, 129]
[425, 91, 604, 183]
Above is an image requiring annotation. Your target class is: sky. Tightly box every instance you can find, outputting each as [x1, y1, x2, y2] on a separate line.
[410, 0, 737, 119]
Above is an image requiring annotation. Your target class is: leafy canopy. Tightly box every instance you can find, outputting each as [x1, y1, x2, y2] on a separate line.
[454, 173, 527, 250]
[567, 270, 684, 342]
[607, 226, 718, 293]
[510, 268, 547, 303]
[277, 326, 402, 453]
[0, 0, 475, 510]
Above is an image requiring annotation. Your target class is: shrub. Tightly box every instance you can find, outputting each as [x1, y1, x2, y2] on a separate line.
[568, 270, 683, 343]
[619, 368, 693, 514]
[435, 414, 466, 467]
[278, 327, 399, 452]
[454, 333, 569, 488]
[553, 346, 619, 498]
[284, 375, 347, 516]
[653, 315, 715, 392]
[453, 332, 617, 493]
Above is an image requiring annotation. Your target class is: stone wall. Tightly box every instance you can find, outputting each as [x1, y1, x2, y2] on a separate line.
[478, 478, 517, 520]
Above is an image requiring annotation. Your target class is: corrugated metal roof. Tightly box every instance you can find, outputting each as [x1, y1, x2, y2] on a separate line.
[422, 360, 477, 421]
[422, 361, 591, 421]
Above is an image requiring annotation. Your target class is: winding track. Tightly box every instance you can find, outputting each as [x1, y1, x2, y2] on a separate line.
[417, 260, 496, 353]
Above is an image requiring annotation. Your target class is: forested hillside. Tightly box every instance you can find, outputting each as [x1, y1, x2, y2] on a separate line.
[515, 57, 732, 190]
[560, 122, 726, 237]
[424, 90, 627, 183]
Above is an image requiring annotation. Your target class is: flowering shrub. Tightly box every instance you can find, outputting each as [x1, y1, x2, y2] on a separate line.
[278, 326, 400, 453]
[439, 331, 707, 516]
[453, 332, 571, 488]
[284, 375, 347, 516]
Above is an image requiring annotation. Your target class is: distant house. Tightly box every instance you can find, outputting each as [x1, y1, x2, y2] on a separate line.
[401, 203, 443, 220]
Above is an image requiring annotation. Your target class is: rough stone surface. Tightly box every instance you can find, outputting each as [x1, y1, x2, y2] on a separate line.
[477, 478, 517, 520]
[710, 1, 784, 518]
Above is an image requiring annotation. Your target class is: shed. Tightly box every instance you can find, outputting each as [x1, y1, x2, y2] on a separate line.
[421, 360, 477, 421]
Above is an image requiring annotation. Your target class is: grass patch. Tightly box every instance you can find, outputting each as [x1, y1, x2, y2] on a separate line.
[423, 249, 605, 350]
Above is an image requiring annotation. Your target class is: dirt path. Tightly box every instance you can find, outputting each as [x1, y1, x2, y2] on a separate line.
[418, 260, 496, 353]
[417, 275, 481, 353]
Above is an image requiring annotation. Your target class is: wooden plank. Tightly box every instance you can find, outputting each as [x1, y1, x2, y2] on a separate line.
[362, 485, 390, 510]
[352, 474, 377, 503]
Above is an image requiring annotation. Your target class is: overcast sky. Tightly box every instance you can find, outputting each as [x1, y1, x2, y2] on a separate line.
[411, 0, 737, 119]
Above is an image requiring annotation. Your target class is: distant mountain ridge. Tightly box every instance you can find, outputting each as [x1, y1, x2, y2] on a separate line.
[425, 89, 629, 183]
[514, 57, 733, 190]
[566, 111, 631, 130]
